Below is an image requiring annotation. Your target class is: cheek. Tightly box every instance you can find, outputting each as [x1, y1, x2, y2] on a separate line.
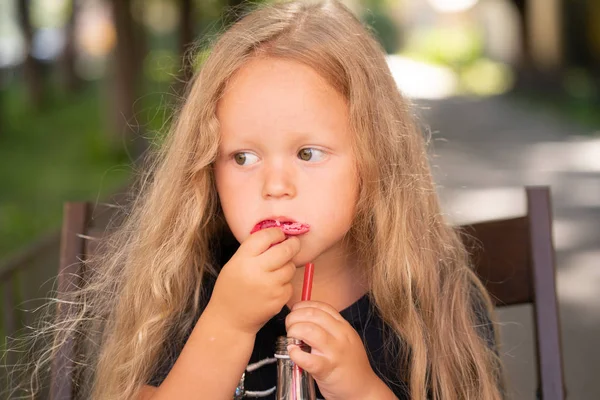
[214, 166, 249, 238]
[215, 164, 245, 205]
[317, 166, 359, 225]
[214, 167, 231, 211]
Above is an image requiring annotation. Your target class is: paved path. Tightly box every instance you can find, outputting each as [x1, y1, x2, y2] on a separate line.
[415, 96, 600, 399]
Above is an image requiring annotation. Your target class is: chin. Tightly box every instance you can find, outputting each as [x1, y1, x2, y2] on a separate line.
[291, 252, 318, 268]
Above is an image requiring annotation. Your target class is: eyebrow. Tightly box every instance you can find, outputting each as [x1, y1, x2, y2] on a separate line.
[222, 129, 333, 145]
[218, 128, 344, 159]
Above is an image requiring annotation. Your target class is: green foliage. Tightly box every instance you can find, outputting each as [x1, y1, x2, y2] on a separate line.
[512, 68, 600, 131]
[404, 25, 483, 68]
[460, 59, 513, 96]
[511, 90, 600, 133]
[564, 68, 598, 100]
[0, 82, 131, 258]
[144, 49, 179, 83]
[361, 8, 400, 54]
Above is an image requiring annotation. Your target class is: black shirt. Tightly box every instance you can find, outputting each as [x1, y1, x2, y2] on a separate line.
[147, 235, 496, 398]
[148, 277, 410, 399]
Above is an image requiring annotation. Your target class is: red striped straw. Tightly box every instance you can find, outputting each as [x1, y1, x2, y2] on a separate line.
[301, 263, 314, 301]
[292, 262, 315, 393]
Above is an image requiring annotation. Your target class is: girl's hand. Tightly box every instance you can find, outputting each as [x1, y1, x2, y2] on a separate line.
[286, 301, 396, 400]
[207, 227, 300, 336]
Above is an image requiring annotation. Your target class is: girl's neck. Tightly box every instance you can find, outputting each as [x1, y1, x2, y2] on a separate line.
[287, 243, 368, 312]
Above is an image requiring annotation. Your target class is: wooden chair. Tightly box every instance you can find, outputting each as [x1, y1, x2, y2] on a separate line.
[51, 202, 121, 400]
[460, 186, 565, 399]
[50, 186, 565, 399]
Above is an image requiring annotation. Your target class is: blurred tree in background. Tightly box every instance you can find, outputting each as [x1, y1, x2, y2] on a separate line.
[2, 0, 598, 269]
[0, 0, 401, 261]
[0, 0, 277, 261]
[360, 0, 401, 53]
[16, 0, 45, 110]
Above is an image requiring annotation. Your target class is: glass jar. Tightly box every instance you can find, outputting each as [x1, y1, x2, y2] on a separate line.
[275, 336, 316, 400]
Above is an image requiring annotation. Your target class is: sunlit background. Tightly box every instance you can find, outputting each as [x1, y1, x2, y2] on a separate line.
[1, 0, 599, 398]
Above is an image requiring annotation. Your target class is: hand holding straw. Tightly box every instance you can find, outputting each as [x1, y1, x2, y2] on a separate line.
[291, 262, 315, 397]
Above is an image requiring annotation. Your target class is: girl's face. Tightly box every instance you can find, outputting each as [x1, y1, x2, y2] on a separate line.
[214, 57, 359, 266]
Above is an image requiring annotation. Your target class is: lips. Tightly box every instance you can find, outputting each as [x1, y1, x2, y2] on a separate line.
[251, 219, 310, 235]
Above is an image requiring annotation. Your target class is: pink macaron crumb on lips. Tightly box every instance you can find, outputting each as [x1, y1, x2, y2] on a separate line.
[250, 219, 310, 250]
[250, 219, 310, 236]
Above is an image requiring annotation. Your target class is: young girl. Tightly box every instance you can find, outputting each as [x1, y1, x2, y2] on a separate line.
[13, 0, 504, 399]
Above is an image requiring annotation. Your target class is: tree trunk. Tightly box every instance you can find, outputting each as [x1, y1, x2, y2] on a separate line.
[112, 0, 137, 134]
[0, 71, 4, 137]
[513, 0, 530, 69]
[61, 0, 82, 94]
[179, 0, 195, 86]
[17, 0, 44, 109]
[110, 0, 148, 157]
[564, 0, 596, 67]
[589, 0, 600, 68]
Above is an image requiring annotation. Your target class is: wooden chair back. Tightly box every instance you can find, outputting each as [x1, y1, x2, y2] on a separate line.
[461, 186, 565, 399]
[51, 202, 121, 400]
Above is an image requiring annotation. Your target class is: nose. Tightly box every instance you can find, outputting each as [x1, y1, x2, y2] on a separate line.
[261, 159, 297, 199]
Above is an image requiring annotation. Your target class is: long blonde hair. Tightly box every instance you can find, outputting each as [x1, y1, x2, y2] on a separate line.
[11, 1, 504, 399]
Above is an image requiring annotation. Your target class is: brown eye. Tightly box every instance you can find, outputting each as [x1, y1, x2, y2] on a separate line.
[234, 153, 246, 165]
[298, 148, 325, 162]
[233, 152, 259, 166]
[298, 148, 312, 161]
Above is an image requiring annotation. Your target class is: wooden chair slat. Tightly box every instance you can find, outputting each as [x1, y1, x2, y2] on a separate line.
[462, 216, 532, 306]
[50, 202, 90, 400]
[527, 187, 566, 400]
[2, 278, 18, 370]
[461, 186, 565, 400]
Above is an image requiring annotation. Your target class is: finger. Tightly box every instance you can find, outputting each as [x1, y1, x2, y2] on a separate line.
[271, 261, 297, 284]
[257, 236, 301, 271]
[286, 306, 344, 335]
[241, 227, 286, 256]
[288, 344, 331, 379]
[291, 301, 346, 323]
[286, 321, 332, 352]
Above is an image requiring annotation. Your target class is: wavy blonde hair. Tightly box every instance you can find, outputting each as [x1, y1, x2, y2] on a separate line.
[9, 1, 505, 399]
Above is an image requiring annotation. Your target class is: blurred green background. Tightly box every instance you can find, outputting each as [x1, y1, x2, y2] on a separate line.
[1, 0, 599, 261]
[1, 0, 600, 398]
